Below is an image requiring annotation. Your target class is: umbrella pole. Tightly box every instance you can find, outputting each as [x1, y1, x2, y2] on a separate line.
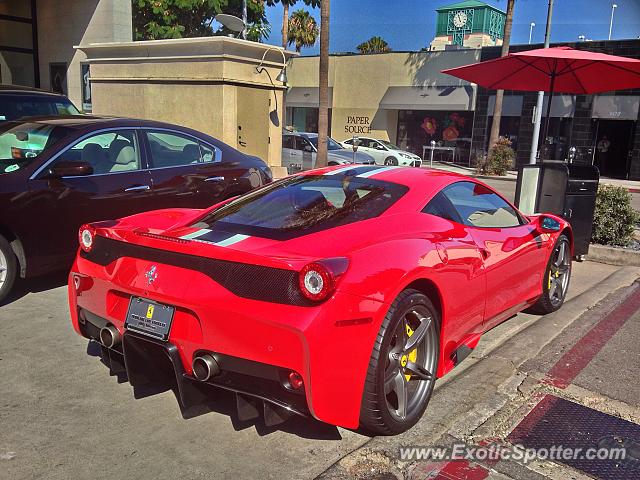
[541, 72, 556, 160]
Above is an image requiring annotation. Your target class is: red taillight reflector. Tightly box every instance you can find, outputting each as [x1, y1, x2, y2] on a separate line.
[78, 224, 96, 252]
[288, 371, 304, 390]
[298, 257, 348, 302]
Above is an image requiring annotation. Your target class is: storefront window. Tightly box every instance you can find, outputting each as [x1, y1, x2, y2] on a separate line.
[286, 107, 332, 134]
[0, 51, 35, 86]
[485, 115, 520, 152]
[0, 1, 33, 18]
[396, 110, 474, 163]
[540, 117, 572, 161]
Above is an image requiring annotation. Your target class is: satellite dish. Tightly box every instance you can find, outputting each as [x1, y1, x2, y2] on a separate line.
[215, 14, 246, 34]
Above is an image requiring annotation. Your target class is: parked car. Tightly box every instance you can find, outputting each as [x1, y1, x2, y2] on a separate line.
[341, 137, 422, 167]
[69, 164, 572, 435]
[282, 132, 375, 173]
[0, 84, 80, 122]
[0, 116, 272, 303]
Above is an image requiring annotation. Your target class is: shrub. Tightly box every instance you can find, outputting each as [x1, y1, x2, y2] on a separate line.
[592, 184, 640, 246]
[475, 137, 514, 176]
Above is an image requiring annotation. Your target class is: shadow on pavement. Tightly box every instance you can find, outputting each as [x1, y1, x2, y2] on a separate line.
[0, 270, 68, 307]
[85, 340, 345, 441]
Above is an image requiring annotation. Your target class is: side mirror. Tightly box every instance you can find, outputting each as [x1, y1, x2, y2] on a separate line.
[47, 160, 93, 178]
[537, 215, 562, 233]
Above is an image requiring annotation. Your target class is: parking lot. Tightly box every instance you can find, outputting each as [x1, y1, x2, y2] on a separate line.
[2, 247, 637, 479]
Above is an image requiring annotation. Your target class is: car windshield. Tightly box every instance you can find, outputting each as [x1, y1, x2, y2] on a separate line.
[0, 122, 74, 174]
[379, 140, 401, 150]
[192, 174, 408, 240]
[308, 136, 344, 151]
[0, 94, 80, 123]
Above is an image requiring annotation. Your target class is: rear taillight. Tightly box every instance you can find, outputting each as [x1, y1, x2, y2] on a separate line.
[298, 257, 348, 302]
[78, 224, 96, 252]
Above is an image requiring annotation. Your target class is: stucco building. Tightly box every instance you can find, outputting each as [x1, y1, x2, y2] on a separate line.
[0, 0, 132, 109]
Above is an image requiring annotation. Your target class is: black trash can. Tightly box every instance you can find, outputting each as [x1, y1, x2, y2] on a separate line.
[515, 161, 599, 258]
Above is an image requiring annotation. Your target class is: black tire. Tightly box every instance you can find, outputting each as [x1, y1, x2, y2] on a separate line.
[360, 289, 439, 435]
[384, 157, 398, 166]
[0, 234, 18, 304]
[525, 234, 572, 315]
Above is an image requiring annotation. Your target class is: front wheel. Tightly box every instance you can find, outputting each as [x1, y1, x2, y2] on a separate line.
[525, 234, 572, 315]
[360, 289, 439, 435]
[0, 235, 18, 304]
[384, 157, 398, 166]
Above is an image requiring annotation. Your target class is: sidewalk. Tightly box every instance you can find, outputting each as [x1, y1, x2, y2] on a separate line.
[317, 266, 640, 480]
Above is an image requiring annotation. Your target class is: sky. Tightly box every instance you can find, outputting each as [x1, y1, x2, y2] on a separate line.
[262, 0, 640, 55]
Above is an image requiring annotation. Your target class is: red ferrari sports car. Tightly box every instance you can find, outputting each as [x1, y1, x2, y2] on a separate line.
[69, 165, 572, 435]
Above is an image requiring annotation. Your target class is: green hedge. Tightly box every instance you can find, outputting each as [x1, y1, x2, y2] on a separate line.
[591, 184, 639, 247]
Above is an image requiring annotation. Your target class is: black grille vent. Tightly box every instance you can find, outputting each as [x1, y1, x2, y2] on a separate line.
[81, 236, 313, 306]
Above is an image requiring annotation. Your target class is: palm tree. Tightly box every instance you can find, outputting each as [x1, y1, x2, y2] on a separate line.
[356, 36, 391, 54]
[316, 0, 330, 167]
[266, 0, 320, 49]
[488, 0, 516, 151]
[287, 9, 319, 52]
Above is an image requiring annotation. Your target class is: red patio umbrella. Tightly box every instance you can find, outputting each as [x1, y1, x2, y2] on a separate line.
[442, 46, 640, 157]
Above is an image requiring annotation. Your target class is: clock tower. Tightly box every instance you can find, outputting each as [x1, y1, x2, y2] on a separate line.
[430, 0, 506, 51]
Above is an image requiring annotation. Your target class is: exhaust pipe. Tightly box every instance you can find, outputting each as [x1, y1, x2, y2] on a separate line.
[192, 354, 221, 382]
[99, 325, 121, 349]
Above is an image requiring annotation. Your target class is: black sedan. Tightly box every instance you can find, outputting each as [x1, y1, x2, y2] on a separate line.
[0, 116, 272, 302]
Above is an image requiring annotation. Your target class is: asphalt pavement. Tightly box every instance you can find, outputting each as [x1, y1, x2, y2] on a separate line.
[1, 259, 637, 480]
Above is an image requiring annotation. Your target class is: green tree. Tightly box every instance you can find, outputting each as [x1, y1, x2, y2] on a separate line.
[266, 1, 320, 48]
[287, 9, 319, 52]
[316, 0, 330, 167]
[488, 0, 516, 150]
[356, 36, 391, 54]
[133, 0, 268, 40]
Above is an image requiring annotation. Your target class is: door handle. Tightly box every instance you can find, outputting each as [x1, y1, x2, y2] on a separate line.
[205, 176, 225, 182]
[124, 185, 150, 192]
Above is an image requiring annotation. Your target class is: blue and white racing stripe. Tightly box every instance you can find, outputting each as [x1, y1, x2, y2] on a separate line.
[323, 165, 404, 179]
[180, 229, 250, 247]
[356, 166, 403, 178]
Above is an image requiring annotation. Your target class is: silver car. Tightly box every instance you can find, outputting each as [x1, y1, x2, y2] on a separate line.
[282, 132, 375, 174]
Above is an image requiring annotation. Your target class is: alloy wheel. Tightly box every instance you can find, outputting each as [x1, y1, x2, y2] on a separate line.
[549, 240, 571, 306]
[383, 306, 437, 421]
[0, 248, 7, 287]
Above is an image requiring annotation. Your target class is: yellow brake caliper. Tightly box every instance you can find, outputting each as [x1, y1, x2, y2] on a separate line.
[402, 323, 419, 381]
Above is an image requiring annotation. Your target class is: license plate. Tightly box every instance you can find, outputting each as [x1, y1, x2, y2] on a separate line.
[125, 297, 175, 341]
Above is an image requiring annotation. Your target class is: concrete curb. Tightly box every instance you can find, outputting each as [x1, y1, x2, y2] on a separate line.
[587, 244, 640, 267]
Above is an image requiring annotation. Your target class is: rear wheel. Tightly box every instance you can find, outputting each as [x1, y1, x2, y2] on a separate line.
[384, 157, 398, 166]
[525, 234, 571, 315]
[0, 235, 18, 304]
[360, 289, 439, 435]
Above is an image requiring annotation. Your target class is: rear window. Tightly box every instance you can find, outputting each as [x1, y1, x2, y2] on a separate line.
[0, 94, 80, 122]
[193, 174, 408, 240]
[0, 122, 74, 173]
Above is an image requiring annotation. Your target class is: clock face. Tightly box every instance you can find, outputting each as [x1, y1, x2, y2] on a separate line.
[453, 11, 468, 28]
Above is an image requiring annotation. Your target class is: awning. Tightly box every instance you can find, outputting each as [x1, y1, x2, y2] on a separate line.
[379, 86, 476, 111]
[488, 95, 523, 116]
[592, 95, 639, 121]
[285, 87, 333, 107]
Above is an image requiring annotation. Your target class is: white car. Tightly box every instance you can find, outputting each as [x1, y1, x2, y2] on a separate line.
[282, 132, 375, 174]
[341, 137, 422, 167]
